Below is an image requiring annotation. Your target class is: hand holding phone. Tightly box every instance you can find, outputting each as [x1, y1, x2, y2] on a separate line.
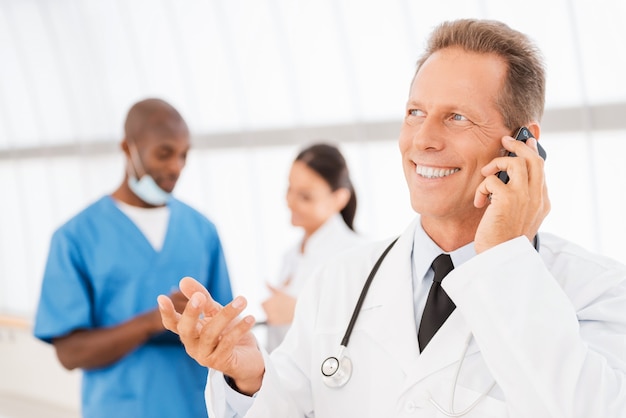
[497, 127, 547, 184]
[474, 127, 550, 254]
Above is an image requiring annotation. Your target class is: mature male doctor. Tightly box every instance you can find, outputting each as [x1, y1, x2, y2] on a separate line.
[159, 19, 626, 417]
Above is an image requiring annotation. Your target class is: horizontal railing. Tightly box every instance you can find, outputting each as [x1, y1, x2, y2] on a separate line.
[0, 314, 31, 330]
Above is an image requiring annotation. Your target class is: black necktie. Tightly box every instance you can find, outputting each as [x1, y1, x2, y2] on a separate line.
[418, 254, 456, 352]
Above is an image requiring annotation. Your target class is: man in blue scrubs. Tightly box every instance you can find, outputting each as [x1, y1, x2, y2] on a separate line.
[34, 98, 233, 418]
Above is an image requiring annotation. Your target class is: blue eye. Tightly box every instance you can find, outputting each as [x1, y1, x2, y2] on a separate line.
[452, 113, 467, 121]
[408, 109, 425, 117]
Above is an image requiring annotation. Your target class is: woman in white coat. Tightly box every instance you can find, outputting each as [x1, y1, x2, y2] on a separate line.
[261, 143, 364, 352]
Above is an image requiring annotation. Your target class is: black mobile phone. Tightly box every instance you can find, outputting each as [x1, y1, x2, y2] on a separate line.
[497, 126, 547, 184]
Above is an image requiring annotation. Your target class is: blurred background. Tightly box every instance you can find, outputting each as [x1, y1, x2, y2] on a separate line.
[1, 0, 625, 416]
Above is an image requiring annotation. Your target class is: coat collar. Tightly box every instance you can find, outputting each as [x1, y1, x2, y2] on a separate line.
[303, 214, 357, 255]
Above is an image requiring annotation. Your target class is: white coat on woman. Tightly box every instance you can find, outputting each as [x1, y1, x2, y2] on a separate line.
[265, 213, 365, 351]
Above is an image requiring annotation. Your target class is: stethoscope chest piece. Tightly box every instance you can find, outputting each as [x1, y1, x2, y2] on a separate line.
[321, 350, 352, 388]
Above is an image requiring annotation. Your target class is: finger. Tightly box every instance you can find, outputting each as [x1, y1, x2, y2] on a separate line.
[207, 315, 257, 366]
[502, 136, 544, 207]
[502, 134, 518, 151]
[541, 181, 551, 217]
[188, 296, 248, 357]
[179, 276, 210, 299]
[176, 291, 207, 339]
[206, 296, 248, 337]
[185, 293, 247, 353]
[180, 276, 222, 317]
[525, 140, 546, 188]
[265, 282, 279, 293]
[474, 174, 507, 207]
[483, 154, 530, 189]
[481, 152, 523, 177]
[474, 179, 491, 208]
[475, 153, 512, 206]
[157, 294, 181, 333]
[526, 137, 539, 153]
[474, 172, 523, 208]
[501, 135, 545, 163]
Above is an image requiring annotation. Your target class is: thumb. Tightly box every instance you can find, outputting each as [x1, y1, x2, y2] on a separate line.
[266, 282, 279, 293]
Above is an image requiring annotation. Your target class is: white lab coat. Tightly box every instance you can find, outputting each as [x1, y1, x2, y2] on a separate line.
[208, 217, 626, 417]
[266, 214, 364, 351]
[275, 213, 364, 298]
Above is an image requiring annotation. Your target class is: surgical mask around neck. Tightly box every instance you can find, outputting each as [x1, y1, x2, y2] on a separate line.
[127, 143, 171, 206]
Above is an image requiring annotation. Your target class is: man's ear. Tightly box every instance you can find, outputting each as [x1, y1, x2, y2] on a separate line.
[121, 138, 130, 156]
[333, 187, 351, 211]
[527, 122, 541, 141]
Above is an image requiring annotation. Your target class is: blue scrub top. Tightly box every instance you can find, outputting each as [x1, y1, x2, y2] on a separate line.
[34, 196, 233, 418]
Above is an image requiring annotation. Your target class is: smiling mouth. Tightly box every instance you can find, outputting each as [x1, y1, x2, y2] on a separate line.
[415, 165, 460, 179]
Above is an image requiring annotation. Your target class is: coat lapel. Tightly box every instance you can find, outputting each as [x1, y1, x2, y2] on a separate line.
[357, 218, 420, 375]
[357, 218, 480, 388]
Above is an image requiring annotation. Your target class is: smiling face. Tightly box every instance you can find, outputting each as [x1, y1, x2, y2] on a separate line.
[286, 160, 346, 238]
[399, 47, 511, 240]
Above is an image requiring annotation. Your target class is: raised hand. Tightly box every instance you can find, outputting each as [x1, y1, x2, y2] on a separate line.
[158, 277, 265, 395]
[262, 284, 297, 325]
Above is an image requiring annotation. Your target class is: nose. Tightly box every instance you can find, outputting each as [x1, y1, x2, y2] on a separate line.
[167, 156, 186, 176]
[408, 116, 445, 151]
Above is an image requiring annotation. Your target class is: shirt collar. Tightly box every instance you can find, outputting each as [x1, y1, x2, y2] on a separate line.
[411, 221, 476, 283]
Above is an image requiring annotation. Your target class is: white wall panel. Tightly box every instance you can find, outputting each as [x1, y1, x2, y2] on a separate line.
[0, 0, 625, 321]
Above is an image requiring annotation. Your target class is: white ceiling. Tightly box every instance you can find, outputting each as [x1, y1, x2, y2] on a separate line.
[1, 0, 625, 151]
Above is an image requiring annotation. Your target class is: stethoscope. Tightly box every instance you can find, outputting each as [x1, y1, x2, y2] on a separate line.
[320, 237, 398, 388]
[321, 234, 540, 415]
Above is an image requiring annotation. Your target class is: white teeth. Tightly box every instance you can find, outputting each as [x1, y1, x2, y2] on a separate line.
[415, 165, 460, 179]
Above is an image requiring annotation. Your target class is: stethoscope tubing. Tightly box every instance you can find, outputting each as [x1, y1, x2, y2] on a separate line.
[339, 237, 399, 347]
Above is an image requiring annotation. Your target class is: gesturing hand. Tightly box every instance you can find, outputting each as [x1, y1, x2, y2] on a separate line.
[158, 277, 265, 395]
[262, 284, 297, 325]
